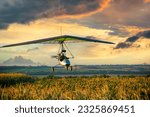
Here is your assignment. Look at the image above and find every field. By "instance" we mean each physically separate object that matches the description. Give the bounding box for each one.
[0,73,150,100]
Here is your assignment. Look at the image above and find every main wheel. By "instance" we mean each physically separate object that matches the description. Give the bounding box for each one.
[66,66,69,70]
[51,67,55,72]
[70,66,73,71]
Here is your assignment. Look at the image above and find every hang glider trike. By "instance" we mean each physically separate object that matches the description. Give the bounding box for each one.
[0,35,115,71]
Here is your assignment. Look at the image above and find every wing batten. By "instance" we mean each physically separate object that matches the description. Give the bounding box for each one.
[0,35,115,48]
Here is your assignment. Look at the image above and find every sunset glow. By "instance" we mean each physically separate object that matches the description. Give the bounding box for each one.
[0,0,150,65]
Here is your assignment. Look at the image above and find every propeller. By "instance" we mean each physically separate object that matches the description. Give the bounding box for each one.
[51,55,58,59]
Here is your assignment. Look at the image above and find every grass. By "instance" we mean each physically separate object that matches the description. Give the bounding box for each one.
[0,73,150,100]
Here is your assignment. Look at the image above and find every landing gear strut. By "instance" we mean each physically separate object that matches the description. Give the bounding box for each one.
[51,66,73,72]
[52,67,55,72]
[70,66,73,71]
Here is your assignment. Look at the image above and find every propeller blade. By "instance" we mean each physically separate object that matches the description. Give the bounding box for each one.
[51,55,58,58]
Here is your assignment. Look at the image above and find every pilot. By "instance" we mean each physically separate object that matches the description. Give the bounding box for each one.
[59,52,65,61]
[59,50,69,61]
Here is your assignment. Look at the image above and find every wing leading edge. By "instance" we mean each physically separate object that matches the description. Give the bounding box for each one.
[0,35,115,48]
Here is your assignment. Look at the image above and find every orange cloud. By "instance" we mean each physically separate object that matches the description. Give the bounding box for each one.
[57,0,112,19]
[144,0,150,3]
[0,0,112,29]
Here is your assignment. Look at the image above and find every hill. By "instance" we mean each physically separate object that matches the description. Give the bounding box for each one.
[0,56,38,66]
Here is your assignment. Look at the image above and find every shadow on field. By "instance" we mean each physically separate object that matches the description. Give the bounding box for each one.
[0,75,35,88]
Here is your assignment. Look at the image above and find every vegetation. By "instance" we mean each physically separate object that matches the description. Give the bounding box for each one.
[0,73,150,100]
[0,65,150,76]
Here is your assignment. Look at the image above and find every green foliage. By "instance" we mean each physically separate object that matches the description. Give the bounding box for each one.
[0,73,150,100]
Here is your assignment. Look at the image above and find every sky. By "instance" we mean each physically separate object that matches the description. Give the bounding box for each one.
[0,0,150,65]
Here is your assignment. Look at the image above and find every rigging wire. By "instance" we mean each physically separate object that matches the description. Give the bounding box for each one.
[64,42,74,59]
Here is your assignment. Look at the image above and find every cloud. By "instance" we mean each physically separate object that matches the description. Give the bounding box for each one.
[115,30,150,49]
[0,0,111,29]
[115,42,132,49]
[27,47,39,52]
[144,0,150,3]
[58,0,111,18]
[1,56,38,66]
[57,0,150,38]
[99,0,150,28]
[126,36,140,43]
[1,0,149,40]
